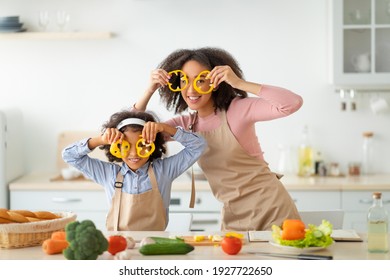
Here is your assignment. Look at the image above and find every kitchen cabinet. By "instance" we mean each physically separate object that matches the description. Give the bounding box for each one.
[10,190,109,230]
[332,0,390,89]
[0,32,113,40]
[341,190,390,232]
[289,190,341,210]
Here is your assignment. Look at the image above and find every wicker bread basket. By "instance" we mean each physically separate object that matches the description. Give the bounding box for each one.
[0,212,77,249]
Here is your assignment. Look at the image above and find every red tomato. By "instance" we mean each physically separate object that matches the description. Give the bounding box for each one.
[221,236,242,255]
[108,235,127,255]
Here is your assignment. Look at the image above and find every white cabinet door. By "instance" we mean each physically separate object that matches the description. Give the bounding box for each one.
[289,191,341,211]
[332,0,390,88]
[342,190,390,232]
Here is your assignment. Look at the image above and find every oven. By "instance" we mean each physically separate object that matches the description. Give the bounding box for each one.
[170,191,222,231]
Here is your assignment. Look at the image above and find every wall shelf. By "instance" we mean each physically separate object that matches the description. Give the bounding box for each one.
[0,31,113,40]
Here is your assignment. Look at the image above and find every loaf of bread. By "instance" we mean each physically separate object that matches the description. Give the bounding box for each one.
[0,208,60,224]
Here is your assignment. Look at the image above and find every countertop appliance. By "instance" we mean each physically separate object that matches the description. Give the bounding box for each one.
[0,107,24,208]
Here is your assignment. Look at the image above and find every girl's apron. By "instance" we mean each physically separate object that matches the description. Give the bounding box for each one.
[197,111,300,231]
[106,164,167,231]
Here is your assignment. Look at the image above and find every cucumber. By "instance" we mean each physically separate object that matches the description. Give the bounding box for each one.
[149,236,185,244]
[139,243,194,255]
[140,236,185,247]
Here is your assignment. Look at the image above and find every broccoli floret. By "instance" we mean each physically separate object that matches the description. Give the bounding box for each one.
[63,220,108,260]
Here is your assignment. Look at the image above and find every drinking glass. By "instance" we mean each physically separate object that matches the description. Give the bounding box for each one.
[38,11,50,31]
[56,10,70,31]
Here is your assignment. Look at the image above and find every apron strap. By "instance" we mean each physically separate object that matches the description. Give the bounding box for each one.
[189,166,195,208]
[188,112,198,209]
[112,171,124,231]
[147,164,158,190]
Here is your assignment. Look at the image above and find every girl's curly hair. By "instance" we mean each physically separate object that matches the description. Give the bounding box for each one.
[157,47,248,114]
[100,110,166,163]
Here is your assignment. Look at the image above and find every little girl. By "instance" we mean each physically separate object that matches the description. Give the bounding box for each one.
[62,110,206,231]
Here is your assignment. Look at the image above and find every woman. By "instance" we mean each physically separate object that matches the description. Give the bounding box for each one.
[133,47,303,231]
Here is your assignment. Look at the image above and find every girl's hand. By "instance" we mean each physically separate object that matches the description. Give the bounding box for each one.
[142,122,162,143]
[146,69,171,95]
[208,65,242,89]
[142,122,177,143]
[102,128,123,145]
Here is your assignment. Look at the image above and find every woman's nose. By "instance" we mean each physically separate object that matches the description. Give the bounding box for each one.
[186,81,197,94]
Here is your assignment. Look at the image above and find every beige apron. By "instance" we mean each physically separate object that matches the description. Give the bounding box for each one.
[196,111,300,231]
[106,164,167,231]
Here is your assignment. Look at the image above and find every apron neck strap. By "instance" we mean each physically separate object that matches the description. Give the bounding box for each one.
[147,163,158,190]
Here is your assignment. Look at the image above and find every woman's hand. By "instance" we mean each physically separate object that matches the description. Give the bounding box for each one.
[146,69,171,95]
[135,69,171,111]
[208,65,262,94]
[208,65,242,89]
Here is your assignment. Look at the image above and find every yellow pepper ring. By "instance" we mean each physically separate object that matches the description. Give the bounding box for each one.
[167,70,188,92]
[136,137,155,158]
[109,140,130,159]
[193,70,214,95]
[120,140,130,158]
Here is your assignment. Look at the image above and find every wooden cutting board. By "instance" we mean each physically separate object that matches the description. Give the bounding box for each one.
[181,236,245,246]
[181,236,222,246]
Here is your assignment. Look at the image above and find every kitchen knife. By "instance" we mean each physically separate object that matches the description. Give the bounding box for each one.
[247,252,333,260]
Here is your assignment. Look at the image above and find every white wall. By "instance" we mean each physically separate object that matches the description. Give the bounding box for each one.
[1,0,389,175]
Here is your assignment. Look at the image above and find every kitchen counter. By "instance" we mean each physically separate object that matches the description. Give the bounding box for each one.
[8,172,390,192]
[0,231,388,260]
[8,172,211,191]
[280,173,390,191]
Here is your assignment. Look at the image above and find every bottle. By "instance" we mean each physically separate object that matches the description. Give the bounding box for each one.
[314,151,324,176]
[361,131,374,175]
[367,192,389,253]
[298,125,314,177]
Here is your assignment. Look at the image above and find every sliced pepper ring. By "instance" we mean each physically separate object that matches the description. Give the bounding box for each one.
[167,70,188,92]
[136,137,155,158]
[193,70,214,94]
[109,140,130,159]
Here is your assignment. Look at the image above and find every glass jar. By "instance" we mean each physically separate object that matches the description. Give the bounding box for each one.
[329,162,340,177]
[348,162,361,176]
[362,131,374,175]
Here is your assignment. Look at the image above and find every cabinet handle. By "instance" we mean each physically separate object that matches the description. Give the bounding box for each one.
[359,199,390,205]
[52,197,82,203]
[192,220,219,225]
[359,199,373,204]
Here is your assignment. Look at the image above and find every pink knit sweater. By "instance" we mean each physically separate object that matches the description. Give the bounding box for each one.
[165,85,303,160]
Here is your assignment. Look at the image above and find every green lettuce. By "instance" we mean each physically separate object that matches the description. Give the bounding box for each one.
[272,220,334,248]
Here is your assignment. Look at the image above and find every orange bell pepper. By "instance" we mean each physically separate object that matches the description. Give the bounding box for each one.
[281,219,306,240]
